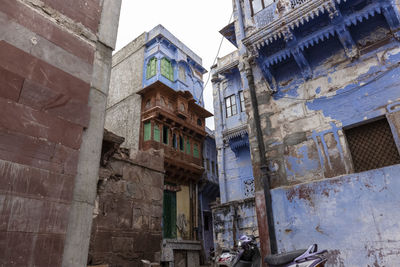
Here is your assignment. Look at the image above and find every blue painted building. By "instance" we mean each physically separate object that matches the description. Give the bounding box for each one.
[220,0,400,265]
[142,25,206,106]
[211,51,258,250]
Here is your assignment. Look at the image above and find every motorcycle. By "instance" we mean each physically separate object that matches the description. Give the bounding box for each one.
[215,234,261,267]
[264,244,327,267]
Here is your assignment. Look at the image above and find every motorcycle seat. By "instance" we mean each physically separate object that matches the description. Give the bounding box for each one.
[264,249,307,265]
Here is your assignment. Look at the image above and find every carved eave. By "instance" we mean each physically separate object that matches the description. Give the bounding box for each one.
[220,22,238,47]
[245,1,395,59]
[222,124,249,156]
[244,0,400,85]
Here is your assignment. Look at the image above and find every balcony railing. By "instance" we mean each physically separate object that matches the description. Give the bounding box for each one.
[289,0,311,9]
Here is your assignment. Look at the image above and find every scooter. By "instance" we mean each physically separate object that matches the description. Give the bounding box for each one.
[215,235,261,267]
[215,248,237,267]
[264,244,327,267]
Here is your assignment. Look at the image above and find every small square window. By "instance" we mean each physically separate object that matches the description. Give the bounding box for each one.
[345,118,400,173]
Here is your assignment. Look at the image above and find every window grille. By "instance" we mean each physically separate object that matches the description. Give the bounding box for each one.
[345,118,400,173]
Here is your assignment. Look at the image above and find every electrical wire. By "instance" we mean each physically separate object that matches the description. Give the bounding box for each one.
[200,11,234,104]
[272,63,400,102]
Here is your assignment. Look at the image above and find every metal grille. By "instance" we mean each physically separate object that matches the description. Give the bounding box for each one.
[345,118,400,173]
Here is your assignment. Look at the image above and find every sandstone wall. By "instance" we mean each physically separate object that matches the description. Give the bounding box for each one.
[89,149,164,267]
[0,1,121,266]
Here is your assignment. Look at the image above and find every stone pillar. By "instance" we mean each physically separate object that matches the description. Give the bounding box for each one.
[62,1,122,266]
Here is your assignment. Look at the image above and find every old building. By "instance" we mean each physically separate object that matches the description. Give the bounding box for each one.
[0,1,121,266]
[223,0,400,265]
[89,130,164,267]
[210,51,258,250]
[105,25,214,266]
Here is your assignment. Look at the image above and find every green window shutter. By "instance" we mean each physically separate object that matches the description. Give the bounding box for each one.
[168,61,173,81]
[154,125,160,142]
[144,122,151,141]
[161,58,173,81]
[163,190,177,238]
[146,58,157,79]
[186,139,191,154]
[193,143,199,158]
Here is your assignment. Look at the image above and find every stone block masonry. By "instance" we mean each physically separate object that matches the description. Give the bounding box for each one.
[0,0,121,266]
[89,143,164,267]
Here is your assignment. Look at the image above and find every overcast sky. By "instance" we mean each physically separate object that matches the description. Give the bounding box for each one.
[115,0,237,130]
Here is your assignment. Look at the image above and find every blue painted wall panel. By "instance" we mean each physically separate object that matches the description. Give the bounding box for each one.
[271,164,400,266]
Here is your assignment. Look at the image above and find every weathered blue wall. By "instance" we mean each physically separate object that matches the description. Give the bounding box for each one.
[272,164,400,266]
[229,0,400,263]
[212,52,255,203]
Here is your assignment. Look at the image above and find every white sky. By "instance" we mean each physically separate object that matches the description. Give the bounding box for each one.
[115,0,237,130]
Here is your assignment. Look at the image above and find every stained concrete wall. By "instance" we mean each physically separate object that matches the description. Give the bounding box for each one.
[0,0,121,266]
[105,34,146,156]
[89,149,164,267]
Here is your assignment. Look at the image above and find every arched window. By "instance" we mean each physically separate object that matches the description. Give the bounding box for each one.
[146,57,157,79]
[161,58,174,81]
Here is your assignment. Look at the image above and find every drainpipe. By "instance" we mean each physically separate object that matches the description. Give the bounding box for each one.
[244,57,277,254]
